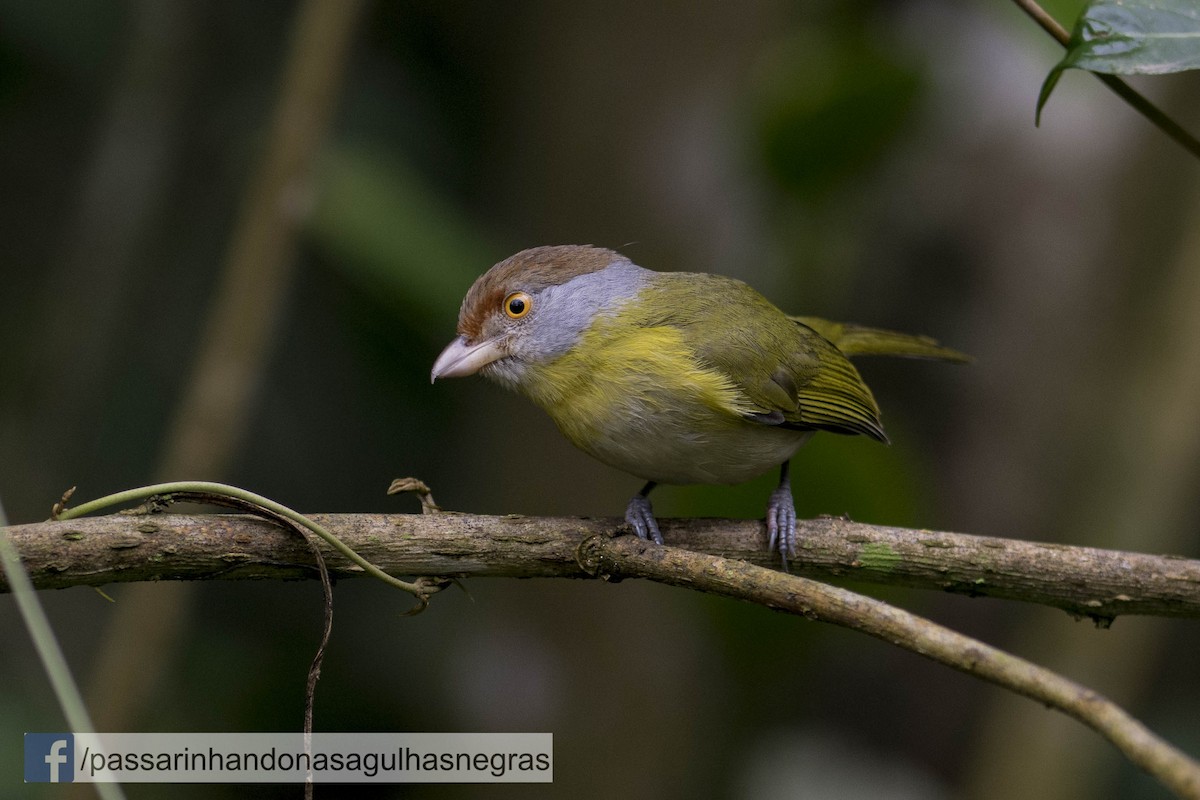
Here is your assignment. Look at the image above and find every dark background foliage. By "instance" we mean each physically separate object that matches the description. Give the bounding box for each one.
[2,1,1200,797]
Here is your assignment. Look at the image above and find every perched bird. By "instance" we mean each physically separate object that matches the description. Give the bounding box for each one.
[431,245,966,568]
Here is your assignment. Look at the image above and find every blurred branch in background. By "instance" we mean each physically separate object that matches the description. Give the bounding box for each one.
[6,0,197,503]
[4,512,1200,619]
[80,0,366,737]
[157,0,364,479]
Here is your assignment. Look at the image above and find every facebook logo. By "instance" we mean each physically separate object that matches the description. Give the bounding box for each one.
[24,733,75,783]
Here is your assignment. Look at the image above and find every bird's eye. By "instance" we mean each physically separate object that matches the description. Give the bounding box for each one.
[503,291,533,319]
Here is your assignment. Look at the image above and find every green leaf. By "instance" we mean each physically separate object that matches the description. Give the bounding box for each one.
[1037,0,1200,122]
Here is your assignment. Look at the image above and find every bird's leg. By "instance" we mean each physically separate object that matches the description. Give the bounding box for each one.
[766,460,797,571]
[625,481,663,544]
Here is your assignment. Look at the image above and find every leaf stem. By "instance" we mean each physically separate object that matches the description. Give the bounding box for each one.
[1012,0,1071,44]
[1011,0,1200,160]
[1094,73,1200,159]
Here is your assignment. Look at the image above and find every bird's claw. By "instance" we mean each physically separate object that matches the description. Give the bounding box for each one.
[766,486,797,572]
[625,494,664,545]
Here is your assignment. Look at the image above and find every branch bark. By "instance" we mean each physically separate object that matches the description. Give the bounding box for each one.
[4,513,1200,621]
[579,536,1200,799]
[6,510,1200,796]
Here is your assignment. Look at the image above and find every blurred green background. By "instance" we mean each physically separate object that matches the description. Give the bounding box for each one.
[3,0,1200,798]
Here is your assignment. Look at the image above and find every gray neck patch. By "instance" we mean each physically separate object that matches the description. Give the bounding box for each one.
[514,259,650,362]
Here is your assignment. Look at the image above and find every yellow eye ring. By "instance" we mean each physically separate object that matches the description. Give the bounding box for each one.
[503,291,533,319]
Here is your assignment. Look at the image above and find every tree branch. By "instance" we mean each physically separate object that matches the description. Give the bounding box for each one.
[4,513,1200,622]
[578,536,1200,799]
[6,510,1200,795]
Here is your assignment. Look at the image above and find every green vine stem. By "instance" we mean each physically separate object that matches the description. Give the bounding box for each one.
[55,481,435,610]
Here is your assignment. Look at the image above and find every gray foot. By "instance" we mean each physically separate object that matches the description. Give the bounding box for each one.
[625,494,663,544]
[766,485,797,571]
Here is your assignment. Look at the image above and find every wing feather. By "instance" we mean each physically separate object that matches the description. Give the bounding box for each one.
[644,275,888,442]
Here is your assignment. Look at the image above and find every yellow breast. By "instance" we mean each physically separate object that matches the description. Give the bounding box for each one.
[518,319,807,484]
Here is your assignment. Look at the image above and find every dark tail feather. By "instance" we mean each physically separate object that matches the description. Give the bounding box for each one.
[791,316,971,362]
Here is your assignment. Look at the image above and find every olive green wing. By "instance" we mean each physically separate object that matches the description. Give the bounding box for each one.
[669,278,888,442]
[781,335,887,442]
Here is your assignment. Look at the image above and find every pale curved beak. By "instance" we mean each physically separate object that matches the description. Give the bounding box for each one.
[431,335,505,382]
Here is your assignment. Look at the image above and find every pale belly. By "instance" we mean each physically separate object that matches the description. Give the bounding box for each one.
[549,392,814,485]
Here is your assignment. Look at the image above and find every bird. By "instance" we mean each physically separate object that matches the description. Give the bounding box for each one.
[431,245,967,569]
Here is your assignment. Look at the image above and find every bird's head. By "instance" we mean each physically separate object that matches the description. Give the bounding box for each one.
[430,245,649,391]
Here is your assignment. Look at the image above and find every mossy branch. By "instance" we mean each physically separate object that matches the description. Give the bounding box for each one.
[5,509,1200,795]
[4,512,1199,622]
[578,535,1200,799]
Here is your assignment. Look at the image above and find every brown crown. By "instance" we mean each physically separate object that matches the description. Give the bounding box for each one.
[458,245,623,340]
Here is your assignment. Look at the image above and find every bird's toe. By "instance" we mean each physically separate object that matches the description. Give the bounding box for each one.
[625,494,664,545]
[766,487,798,571]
